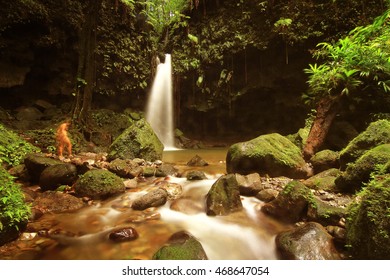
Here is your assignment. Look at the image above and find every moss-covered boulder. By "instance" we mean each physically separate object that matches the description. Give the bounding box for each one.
[310,150,339,174]
[346,175,390,259]
[339,119,390,169]
[261,180,313,223]
[335,144,390,193]
[307,197,346,226]
[303,168,342,192]
[205,174,243,216]
[276,222,341,260]
[153,231,208,260]
[74,169,125,199]
[108,119,163,162]
[226,133,310,179]
[0,167,30,246]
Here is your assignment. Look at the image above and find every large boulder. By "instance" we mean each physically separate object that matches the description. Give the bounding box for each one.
[108,119,164,162]
[205,174,243,216]
[74,169,125,199]
[152,231,208,260]
[346,175,390,259]
[339,119,390,169]
[261,180,313,223]
[335,144,390,193]
[226,133,310,179]
[276,222,341,260]
[39,163,78,191]
[310,150,339,174]
[24,153,62,183]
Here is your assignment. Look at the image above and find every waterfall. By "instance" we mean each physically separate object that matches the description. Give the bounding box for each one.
[146,54,176,150]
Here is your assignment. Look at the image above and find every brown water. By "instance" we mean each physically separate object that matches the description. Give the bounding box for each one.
[2,149,290,260]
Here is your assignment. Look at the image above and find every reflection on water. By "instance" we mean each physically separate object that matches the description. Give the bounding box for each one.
[5,149,290,260]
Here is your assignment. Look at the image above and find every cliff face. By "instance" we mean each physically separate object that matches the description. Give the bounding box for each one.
[0,0,385,141]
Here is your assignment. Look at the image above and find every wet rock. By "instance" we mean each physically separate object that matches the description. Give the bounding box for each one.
[74,169,126,199]
[107,158,142,178]
[236,173,263,196]
[109,227,138,242]
[186,170,207,180]
[8,164,30,181]
[32,191,84,214]
[39,163,78,191]
[256,189,279,202]
[310,150,339,174]
[24,153,62,183]
[153,231,208,260]
[187,155,208,166]
[326,226,346,244]
[261,180,312,223]
[206,174,243,216]
[123,178,138,189]
[108,118,163,162]
[158,182,183,200]
[276,222,341,260]
[226,133,311,179]
[131,188,168,210]
[159,164,179,176]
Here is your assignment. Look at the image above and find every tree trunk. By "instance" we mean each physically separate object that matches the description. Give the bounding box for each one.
[302,95,341,160]
[72,0,101,125]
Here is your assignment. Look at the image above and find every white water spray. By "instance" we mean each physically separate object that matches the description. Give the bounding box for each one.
[146,54,176,149]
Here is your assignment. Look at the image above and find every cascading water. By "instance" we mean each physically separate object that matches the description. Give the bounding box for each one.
[146,54,176,150]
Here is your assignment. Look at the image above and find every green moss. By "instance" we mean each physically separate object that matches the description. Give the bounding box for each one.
[339,120,390,169]
[346,174,390,259]
[0,124,40,167]
[0,166,30,245]
[74,169,125,199]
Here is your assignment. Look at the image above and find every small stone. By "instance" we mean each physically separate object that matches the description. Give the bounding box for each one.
[109,227,139,242]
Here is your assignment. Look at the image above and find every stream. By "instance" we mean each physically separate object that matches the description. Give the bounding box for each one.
[2,149,291,260]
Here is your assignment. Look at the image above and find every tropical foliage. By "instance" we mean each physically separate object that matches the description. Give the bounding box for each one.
[303,8,390,106]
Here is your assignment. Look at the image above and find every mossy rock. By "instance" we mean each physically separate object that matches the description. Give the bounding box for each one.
[261,180,313,223]
[339,119,390,169]
[24,153,62,183]
[346,174,390,259]
[307,197,346,226]
[303,168,342,192]
[286,127,309,149]
[108,118,163,162]
[226,133,310,179]
[335,144,390,193]
[152,231,208,260]
[310,150,339,174]
[205,174,243,216]
[74,169,125,199]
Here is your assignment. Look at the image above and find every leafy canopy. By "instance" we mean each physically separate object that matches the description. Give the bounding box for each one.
[303,8,390,105]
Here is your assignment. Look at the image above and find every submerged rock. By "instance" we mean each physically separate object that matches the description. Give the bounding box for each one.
[74,169,125,199]
[152,231,208,260]
[205,174,243,216]
[32,191,84,213]
[275,222,341,260]
[226,133,310,179]
[108,118,163,162]
[187,155,208,167]
[109,227,138,242]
